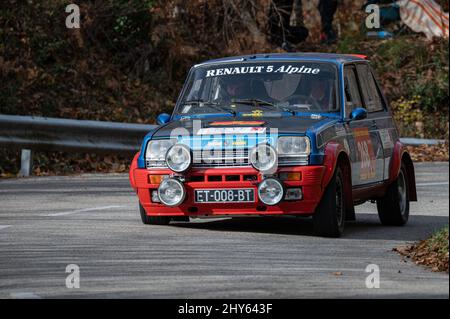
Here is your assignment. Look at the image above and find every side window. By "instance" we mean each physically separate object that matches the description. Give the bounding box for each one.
[356,64,384,112]
[344,66,363,118]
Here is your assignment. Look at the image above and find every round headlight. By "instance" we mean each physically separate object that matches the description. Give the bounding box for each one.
[249,144,278,174]
[157,178,186,207]
[165,144,192,173]
[258,178,284,206]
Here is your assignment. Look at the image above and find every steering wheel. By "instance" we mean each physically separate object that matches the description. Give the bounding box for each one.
[285,94,323,111]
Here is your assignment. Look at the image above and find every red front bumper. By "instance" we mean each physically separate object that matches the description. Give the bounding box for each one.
[130,164,326,217]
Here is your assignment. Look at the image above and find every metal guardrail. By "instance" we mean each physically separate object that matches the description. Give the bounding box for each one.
[0,114,156,176]
[398,137,446,146]
[0,114,445,176]
[0,114,156,152]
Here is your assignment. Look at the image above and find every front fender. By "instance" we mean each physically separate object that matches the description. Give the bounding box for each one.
[129,152,140,190]
[322,142,347,188]
[322,141,355,220]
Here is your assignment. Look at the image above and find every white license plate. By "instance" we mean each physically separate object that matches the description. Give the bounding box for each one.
[194,189,255,203]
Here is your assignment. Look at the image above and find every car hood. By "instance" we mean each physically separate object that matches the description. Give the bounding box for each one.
[152,115,337,138]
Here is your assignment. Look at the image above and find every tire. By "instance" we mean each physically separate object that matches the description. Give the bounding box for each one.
[377,163,409,226]
[139,203,171,225]
[313,166,346,238]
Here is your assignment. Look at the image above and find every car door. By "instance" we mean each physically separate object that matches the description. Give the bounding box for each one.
[343,64,384,186]
[356,63,396,181]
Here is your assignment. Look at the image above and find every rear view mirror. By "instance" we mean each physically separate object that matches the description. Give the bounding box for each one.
[156,113,171,125]
[349,108,367,121]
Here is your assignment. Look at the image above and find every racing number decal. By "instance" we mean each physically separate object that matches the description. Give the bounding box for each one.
[353,127,376,180]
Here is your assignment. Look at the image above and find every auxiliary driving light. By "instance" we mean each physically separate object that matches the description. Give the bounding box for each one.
[157,178,186,207]
[151,190,161,203]
[258,178,284,206]
[285,188,302,201]
[249,144,278,174]
[165,144,192,173]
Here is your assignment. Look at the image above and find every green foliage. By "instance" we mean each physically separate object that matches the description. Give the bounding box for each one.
[100,0,154,54]
[335,35,449,138]
[428,227,449,256]
[391,95,423,135]
[410,52,449,114]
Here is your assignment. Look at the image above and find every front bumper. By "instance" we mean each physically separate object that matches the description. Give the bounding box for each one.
[131,166,326,217]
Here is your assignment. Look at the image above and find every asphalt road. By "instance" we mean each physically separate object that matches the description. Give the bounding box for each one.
[0,162,448,299]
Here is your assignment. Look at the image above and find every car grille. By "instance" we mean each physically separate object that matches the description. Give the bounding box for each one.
[192,149,250,168]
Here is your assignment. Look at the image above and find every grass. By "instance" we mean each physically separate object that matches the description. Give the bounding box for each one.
[395,226,449,272]
[427,227,449,257]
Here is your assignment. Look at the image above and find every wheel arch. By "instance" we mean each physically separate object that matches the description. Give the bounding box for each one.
[390,141,417,202]
[401,152,417,202]
[322,142,355,220]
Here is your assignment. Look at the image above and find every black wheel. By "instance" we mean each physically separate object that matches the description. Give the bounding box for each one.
[139,203,171,225]
[313,166,346,237]
[377,163,409,226]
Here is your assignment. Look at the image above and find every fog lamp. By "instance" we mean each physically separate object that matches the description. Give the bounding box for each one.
[258,178,284,206]
[157,178,186,207]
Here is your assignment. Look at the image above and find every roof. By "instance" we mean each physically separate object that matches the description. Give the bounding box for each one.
[196,52,367,67]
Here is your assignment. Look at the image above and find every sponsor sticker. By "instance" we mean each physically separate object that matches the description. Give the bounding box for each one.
[205,140,222,148]
[378,129,394,149]
[353,127,376,180]
[231,140,247,146]
[197,127,266,135]
[242,110,264,117]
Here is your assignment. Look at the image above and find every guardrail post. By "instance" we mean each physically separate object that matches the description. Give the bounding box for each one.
[19,149,33,177]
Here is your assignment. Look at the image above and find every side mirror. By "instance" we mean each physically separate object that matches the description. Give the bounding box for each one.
[156,113,171,125]
[349,107,368,121]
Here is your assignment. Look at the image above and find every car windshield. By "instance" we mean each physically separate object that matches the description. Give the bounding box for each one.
[175,61,338,116]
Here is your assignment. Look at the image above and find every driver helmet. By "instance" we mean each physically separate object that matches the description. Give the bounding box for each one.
[221,75,248,99]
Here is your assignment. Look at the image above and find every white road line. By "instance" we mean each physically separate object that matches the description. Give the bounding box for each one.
[416,182,449,187]
[0,225,11,230]
[45,205,125,217]
[10,292,41,299]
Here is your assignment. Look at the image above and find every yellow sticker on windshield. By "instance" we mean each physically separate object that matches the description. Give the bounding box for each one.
[242,110,264,117]
[210,121,265,126]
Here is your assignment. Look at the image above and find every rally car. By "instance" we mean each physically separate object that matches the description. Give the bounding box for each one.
[129,53,417,237]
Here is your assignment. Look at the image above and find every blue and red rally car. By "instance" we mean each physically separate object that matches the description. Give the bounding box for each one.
[129,53,417,237]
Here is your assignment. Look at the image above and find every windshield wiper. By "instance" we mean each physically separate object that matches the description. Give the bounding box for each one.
[182,99,236,116]
[183,99,219,105]
[232,98,279,111]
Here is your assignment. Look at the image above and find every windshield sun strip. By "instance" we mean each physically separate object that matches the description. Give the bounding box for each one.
[175,61,339,115]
